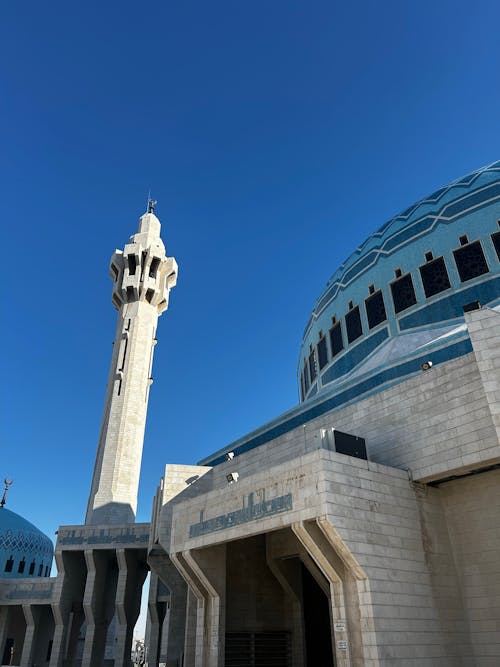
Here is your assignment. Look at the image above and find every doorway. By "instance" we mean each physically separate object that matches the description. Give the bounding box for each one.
[301,564,334,667]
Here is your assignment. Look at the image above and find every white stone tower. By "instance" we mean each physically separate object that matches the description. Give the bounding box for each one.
[86,203,178,525]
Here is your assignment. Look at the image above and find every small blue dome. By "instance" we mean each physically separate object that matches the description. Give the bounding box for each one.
[0,507,54,579]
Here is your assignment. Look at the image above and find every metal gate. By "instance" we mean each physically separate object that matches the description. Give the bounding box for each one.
[225,631,291,667]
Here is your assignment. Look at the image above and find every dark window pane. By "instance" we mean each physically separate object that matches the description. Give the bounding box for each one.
[391,274,417,313]
[419,256,451,298]
[303,362,310,393]
[18,559,25,574]
[300,372,305,401]
[317,336,328,370]
[329,322,344,357]
[4,556,14,573]
[309,350,317,382]
[345,306,363,343]
[365,291,387,329]
[453,241,489,282]
[491,231,500,261]
[29,561,35,575]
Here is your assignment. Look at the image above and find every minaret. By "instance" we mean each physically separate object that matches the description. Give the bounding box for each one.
[85,202,178,525]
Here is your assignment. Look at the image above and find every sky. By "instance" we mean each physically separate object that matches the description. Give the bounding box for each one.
[2,0,500,543]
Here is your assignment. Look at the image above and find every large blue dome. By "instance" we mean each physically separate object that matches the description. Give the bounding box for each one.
[0,507,54,579]
[299,161,500,405]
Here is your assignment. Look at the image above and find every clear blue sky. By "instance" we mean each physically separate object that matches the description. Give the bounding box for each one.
[2,0,500,539]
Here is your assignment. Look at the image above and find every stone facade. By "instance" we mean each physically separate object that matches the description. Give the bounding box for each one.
[147,306,500,666]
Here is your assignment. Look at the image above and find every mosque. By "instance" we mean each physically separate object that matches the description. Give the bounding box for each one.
[1,161,500,666]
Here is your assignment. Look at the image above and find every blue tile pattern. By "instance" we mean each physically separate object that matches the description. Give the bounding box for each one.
[299,162,500,404]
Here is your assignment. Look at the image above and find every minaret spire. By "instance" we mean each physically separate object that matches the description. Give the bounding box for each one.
[85,207,178,525]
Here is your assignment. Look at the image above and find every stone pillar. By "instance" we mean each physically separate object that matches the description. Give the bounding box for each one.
[20,605,38,667]
[81,550,117,667]
[184,545,226,667]
[146,575,163,667]
[50,550,87,667]
[114,549,148,667]
[86,210,177,526]
[148,552,187,666]
[170,552,206,667]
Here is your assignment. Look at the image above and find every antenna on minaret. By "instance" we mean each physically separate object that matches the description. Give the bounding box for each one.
[0,478,13,508]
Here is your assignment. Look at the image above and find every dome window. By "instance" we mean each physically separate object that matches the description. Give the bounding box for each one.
[453,241,489,282]
[303,361,310,393]
[317,335,328,370]
[300,372,305,401]
[419,257,451,298]
[365,290,387,329]
[38,562,43,576]
[491,230,500,261]
[18,558,26,574]
[345,306,363,343]
[308,349,317,383]
[329,321,344,358]
[29,560,35,575]
[4,555,14,573]
[390,273,417,313]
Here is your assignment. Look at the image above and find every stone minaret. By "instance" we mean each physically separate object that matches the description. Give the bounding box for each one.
[85,204,178,525]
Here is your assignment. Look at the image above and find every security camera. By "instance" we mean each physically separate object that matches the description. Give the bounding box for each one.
[226,451,235,461]
[421,360,433,371]
[226,472,239,483]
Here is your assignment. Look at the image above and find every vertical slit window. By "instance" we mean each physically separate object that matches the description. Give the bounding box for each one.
[329,321,344,357]
[18,558,25,574]
[453,241,489,282]
[119,337,128,371]
[345,306,362,343]
[308,350,317,383]
[4,556,14,573]
[140,251,147,281]
[491,231,500,261]
[390,273,417,313]
[127,254,137,275]
[146,288,155,304]
[317,336,328,370]
[38,563,43,577]
[117,379,122,396]
[29,561,35,575]
[126,286,135,303]
[419,256,451,297]
[149,257,160,278]
[365,291,387,329]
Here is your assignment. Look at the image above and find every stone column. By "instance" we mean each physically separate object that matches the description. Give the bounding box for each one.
[184,545,226,667]
[114,549,148,667]
[81,550,117,667]
[148,552,187,666]
[20,605,38,667]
